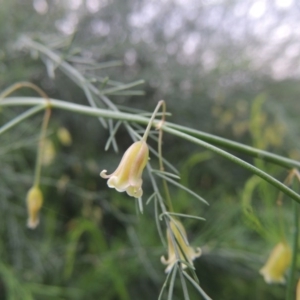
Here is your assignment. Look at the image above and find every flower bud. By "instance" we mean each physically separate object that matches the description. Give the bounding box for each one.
[57,127,72,146]
[26,186,43,229]
[41,138,55,166]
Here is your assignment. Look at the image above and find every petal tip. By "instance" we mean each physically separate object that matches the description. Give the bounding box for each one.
[27,218,39,229]
[195,247,202,257]
[160,255,167,264]
[100,170,109,178]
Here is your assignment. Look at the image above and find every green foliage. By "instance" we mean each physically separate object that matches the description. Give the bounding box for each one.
[1,0,300,299]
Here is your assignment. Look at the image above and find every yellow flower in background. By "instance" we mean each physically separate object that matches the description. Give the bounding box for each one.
[296,278,300,300]
[26,186,43,229]
[260,242,292,284]
[57,127,72,146]
[41,138,55,166]
[56,174,70,194]
[161,219,201,273]
[100,140,149,198]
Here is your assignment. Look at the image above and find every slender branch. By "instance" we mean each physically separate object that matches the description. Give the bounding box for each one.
[0,82,50,101]
[33,107,51,186]
[2,96,300,169]
[156,101,174,212]
[0,105,45,136]
[2,97,300,204]
[142,100,164,142]
[0,82,52,187]
[162,127,300,205]
[166,122,300,169]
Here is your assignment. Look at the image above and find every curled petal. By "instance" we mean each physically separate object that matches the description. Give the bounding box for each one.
[194,247,202,257]
[161,255,176,273]
[100,170,110,179]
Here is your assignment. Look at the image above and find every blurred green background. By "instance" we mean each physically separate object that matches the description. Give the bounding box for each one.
[1,0,300,299]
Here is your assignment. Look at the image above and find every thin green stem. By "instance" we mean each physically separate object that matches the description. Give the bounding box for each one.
[141,100,164,142]
[167,122,300,169]
[0,83,52,188]
[276,191,287,243]
[183,272,212,300]
[167,263,178,300]
[33,107,51,187]
[0,105,45,136]
[2,98,300,204]
[276,171,296,244]
[0,82,50,102]
[101,79,144,95]
[154,172,208,205]
[157,265,173,300]
[286,176,299,300]
[159,212,206,222]
[2,96,300,169]
[161,126,300,204]
[157,101,174,212]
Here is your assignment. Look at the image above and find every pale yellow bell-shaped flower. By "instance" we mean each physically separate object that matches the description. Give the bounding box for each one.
[161,219,201,273]
[26,186,43,229]
[296,279,300,300]
[57,127,72,146]
[260,242,292,284]
[296,278,300,300]
[100,140,149,198]
[41,138,55,166]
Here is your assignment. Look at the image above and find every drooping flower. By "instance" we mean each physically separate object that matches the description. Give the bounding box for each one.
[41,138,55,166]
[296,278,300,300]
[57,127,72,146]
[26,186,43,229]
[260,242,292,284]
[100,140,149,198]
[161,219,201,273]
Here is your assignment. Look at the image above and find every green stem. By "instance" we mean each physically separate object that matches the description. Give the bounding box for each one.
[0,82,51,103]
[33,107,51,187]
[2,98,300,204]
[0,82,52,187]
[142,100,164,142]
[157,101,174,212]
[167,122,300,169]
[2,97,300,169]
[0,105,45,136]
[101,79,145,95]
[277,192,287,244]
[286,178,299,300]
[162,126,300,205]
[18,37,300,169]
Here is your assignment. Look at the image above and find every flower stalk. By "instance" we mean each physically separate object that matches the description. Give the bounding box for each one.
[0,82,51,228]
[156,100,173,212]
